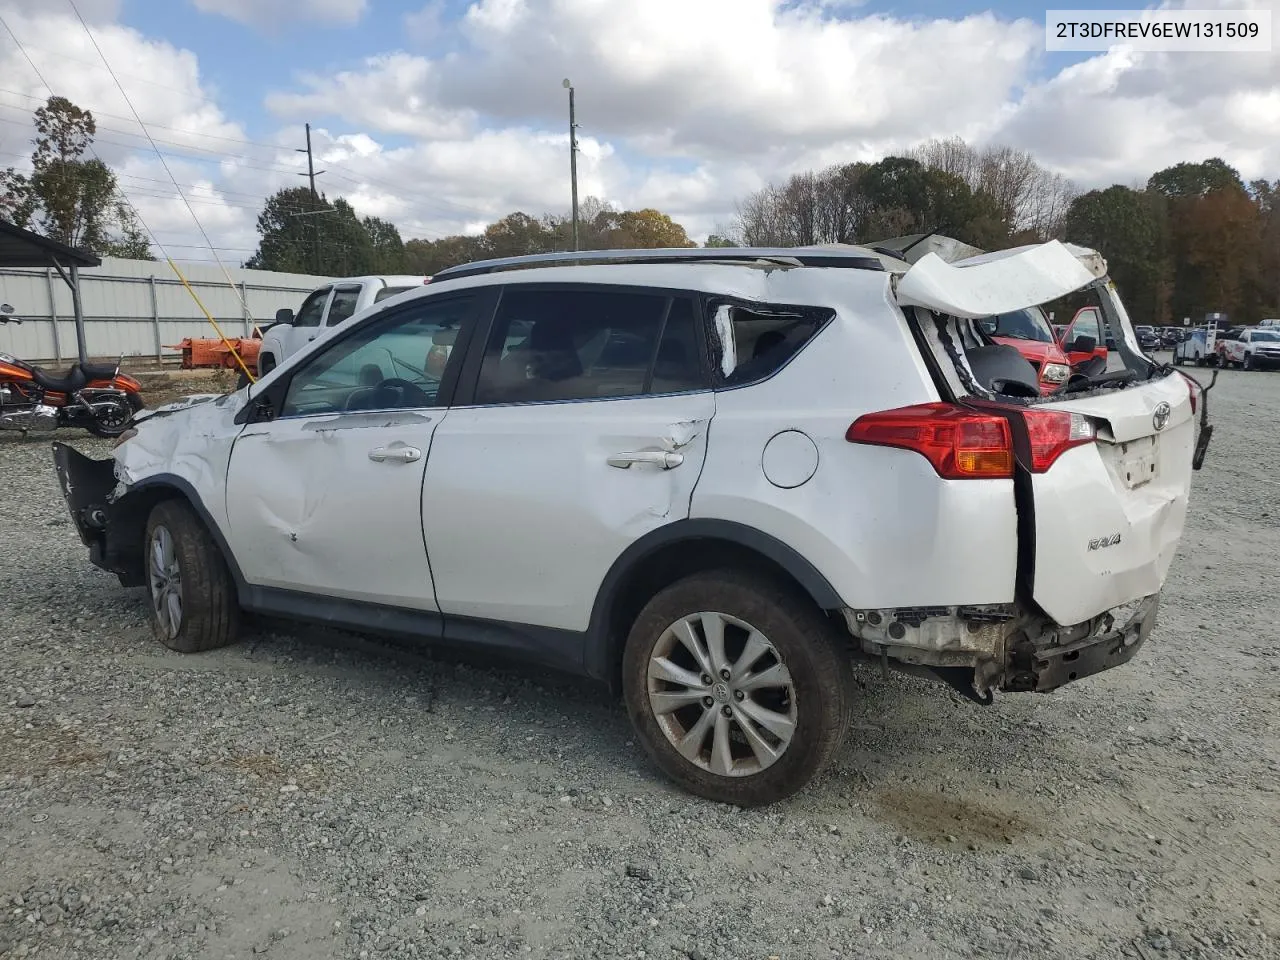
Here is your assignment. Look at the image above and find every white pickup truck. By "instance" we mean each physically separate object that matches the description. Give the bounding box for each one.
[1216,326,1280,370]
[255,275,429,378]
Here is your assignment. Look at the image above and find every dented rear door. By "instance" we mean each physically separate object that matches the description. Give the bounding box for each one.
[422,285,715,634]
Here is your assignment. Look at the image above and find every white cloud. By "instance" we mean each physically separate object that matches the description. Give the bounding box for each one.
[188,0,367,30]
[989,45,1280,188]
[5,0,1280,257]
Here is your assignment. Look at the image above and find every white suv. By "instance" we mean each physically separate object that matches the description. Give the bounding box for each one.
[52,240,1213,806]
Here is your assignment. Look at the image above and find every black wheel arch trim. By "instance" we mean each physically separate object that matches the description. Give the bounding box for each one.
[115,474,248,592]
[583,518,845,681]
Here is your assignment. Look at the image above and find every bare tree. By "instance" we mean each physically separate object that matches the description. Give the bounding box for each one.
[908,137,1077,240]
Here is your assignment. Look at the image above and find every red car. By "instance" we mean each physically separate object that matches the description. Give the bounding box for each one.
[977,306,1074,395]
[978,304,1110,394]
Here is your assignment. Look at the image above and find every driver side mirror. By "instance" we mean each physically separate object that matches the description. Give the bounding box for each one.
[1068,335,1097,354]
[274,308,295,325]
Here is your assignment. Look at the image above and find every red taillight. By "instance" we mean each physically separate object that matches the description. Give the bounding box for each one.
[1177,371,1198,414]
[848,403,1096,478]
[1022,408,1096,472]
[846,403,1015,479]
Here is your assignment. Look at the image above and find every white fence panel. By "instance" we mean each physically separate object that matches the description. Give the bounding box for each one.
[0,257,331,363]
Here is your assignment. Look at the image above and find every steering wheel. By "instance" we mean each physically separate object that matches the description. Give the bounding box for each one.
[373,377,431,408]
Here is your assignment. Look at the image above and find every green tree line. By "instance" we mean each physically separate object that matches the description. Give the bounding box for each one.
[4,97,1276,325]
[735,141,1280,326]
[246,190,696,277]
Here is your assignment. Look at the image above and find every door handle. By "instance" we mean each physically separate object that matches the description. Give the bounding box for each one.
[607,450,684,470]
[369,445,422,463]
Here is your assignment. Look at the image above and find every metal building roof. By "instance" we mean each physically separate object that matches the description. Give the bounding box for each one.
[0,220,101,269]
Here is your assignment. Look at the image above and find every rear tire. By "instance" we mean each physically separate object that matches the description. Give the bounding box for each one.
[144,501,240,653]
[85,395,137,438]
[622,570,853,807]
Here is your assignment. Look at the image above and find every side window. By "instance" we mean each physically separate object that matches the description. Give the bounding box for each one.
[714,301,832,387]
[293,289,330,328]
[474,288,702,404]
[1072,308,1102,344]
[280,295,474,417]
[325,286,362,326]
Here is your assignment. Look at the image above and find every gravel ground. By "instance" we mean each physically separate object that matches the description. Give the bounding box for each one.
[2,362,1277,960]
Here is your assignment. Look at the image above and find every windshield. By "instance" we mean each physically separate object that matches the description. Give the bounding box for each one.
[977,307,1054,343]
[1253,330,1280,342]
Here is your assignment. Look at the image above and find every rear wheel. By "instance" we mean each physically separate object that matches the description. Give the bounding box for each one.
[144,501,240,653]
[622,570,853,807]
[1243,353,1256,371]
[85,395,136,438]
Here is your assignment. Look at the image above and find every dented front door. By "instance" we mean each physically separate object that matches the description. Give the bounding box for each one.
[221,291,484,611]
[225,409,442,610]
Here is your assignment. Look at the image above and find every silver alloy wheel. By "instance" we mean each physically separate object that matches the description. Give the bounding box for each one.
[148,524,183,639]
[646,612,797,777]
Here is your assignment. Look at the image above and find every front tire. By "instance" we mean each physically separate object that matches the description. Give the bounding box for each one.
[144,501,240,653]
[1243,354,1255,371]
[622,570,853,807]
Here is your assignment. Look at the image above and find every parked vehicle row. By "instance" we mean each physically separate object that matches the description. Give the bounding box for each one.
[1215,326,1280,369]
[52,237,1211,806]
[1173,323,1280,370]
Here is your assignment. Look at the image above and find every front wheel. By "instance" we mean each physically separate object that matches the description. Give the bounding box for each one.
[622,570,853,807]
[144,500,240,653]
[1243,354,1255,371]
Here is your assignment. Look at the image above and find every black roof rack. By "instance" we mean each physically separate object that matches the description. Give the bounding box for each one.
[429,245,888,283]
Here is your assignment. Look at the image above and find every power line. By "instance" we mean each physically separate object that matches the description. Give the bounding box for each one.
[0,85,291,153]
[65,0,253,323]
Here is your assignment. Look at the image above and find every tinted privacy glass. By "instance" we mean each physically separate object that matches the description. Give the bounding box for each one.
[475,288,705,404]
[280,296,474,417]
[715,302,832,387]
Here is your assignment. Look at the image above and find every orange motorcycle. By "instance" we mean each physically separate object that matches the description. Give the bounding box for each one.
[0,303,144,438]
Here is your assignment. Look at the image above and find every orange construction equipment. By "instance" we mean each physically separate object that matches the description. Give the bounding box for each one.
[169,335,262,372]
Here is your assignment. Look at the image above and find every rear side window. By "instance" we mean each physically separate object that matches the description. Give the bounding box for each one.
[326,286,362,325]
[710,301,833,387]
[474,287,706,404]
[375,285,417,303]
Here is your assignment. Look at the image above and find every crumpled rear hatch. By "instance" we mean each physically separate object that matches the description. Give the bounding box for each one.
[895,241,1202,627]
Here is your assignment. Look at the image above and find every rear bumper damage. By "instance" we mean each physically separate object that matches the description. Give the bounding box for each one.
[843,595,1159,702]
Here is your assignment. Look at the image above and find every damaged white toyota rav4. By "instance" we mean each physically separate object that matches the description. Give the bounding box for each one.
[53,238,1214,806]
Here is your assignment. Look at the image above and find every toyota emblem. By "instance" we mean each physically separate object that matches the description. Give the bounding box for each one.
[1152,401,1171,432]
